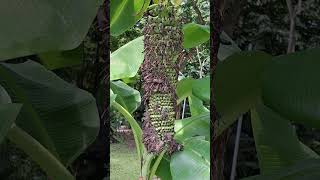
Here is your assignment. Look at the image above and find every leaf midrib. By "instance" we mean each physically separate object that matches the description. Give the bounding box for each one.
[0,64,61,161]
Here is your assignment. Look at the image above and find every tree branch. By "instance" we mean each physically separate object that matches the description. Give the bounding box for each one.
[191,0,205,24]
[212,0,225,180]
[286,0,301,53]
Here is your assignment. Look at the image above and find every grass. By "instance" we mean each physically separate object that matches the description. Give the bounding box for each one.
[110,143,140,180]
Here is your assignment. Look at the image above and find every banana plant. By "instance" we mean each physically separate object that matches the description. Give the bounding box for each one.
[110,0,210,179]
[0,0,103,179]
[215,47,320,179]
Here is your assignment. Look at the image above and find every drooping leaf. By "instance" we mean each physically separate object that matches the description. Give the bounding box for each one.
[111,80,141,114]
[0,104,22,143]
[112,102,144,163]
[176,78,193,103]
[183,137,210,161]
[192,76,210,103]
[176,77,209,104]
[242,159,320,180]
[110,0,134,36]
[0,0,102,61]
[174,112,210,142]
[262,48,320,129]
[215,51,272,137]
[110,0,150,36]
[182,23,210,49]
[38,44,83,70]
[155,156,172,180]
[110,36,144,80]
[0,61,100,165]
[188,95,209,116]
[251,103,319,175]
[149,149,166,180]
[170,139,210,180]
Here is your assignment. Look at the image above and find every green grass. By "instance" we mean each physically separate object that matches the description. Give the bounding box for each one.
[110,143,140,180]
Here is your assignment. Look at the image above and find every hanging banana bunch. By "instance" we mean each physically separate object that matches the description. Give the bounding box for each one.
[141,1,183,155]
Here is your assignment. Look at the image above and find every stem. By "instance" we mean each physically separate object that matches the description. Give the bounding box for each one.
[7,125,74,180]
[112,102,143,165]
[191,0,205,24]
[230,115,243,180]
[196,46,203,78]
[149,149,166,180]
[181,99,186,119]
[286,0,301,53]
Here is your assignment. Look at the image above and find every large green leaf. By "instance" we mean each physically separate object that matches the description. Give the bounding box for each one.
[251,103,319,175]
[38,44,83,70]
[183,137,210,161]
[0,104,22,143]
[111,80,141,114]
[170,138,210,180]
[242,159,320,180]
[110,0,150,36]
[0,0,102,61]
[188,95,209,116]
[262,48,320,129]
[182,23,210,49]
[110,36,144,80]
[215,51,272,137]
[155,156,172,180]
[174,112,210,142]
[192,77,210,103]
[0,61,100,165]
[176,77,209,104]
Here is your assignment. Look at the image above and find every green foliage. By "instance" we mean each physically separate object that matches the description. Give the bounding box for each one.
[111,81,141,114]
[174,112,210,142]
[215,51,272,136]
[0,0,102,61]
[242,159,320,180]
[182,23,210,48]
[110,36,144,80]
[38,45,84,70]
[170,137,210,180]
[0,61,100,165]
[261,48,320,129]
[0,104,21,143]
[110,1,211,179]
[110,0,150,36]
[176,77,210,104]
[215,46,320,179]
[251,103,319,174]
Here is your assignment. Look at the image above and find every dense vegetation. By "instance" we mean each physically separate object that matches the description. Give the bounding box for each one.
[0,1,106,179]
[214,0,320,179]
[110,0,210,179]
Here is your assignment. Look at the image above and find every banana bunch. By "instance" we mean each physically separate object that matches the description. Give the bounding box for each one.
[141,3,183,155]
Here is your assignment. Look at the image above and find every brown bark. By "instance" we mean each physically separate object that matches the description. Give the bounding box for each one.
[211,0,224,179]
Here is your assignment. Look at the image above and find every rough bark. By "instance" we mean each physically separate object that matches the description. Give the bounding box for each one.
[212,0,225,180]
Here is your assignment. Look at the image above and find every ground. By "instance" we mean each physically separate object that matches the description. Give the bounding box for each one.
[110,129,140,180]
